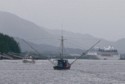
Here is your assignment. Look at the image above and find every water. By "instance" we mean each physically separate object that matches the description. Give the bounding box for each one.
[0,60,125,84]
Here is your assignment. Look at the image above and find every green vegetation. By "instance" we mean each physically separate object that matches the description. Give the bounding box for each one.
[0,33,21,54]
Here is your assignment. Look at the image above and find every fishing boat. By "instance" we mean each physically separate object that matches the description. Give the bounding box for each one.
[23,55,35,63]
[53,34,101,70]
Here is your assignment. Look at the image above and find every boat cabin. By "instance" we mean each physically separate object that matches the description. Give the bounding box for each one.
[53,59,71,70]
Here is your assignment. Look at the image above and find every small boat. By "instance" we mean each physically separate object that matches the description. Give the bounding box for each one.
[23,56,35,63]
[53,34,71,70]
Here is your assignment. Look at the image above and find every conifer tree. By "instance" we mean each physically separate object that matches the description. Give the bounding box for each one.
[0,33,21,54]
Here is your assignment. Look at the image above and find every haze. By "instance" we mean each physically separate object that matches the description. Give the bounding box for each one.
[0,0,125,41]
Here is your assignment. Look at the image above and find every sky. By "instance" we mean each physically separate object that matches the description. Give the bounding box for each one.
[0,0,125,41]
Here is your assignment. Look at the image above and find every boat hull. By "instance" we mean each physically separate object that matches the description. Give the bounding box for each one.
[53,65,71,70]
[23,59,35,63]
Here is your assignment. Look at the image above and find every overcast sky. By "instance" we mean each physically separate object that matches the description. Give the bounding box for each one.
[0,0,125,41]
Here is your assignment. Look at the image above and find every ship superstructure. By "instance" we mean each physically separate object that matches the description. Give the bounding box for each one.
[87,46,120,60]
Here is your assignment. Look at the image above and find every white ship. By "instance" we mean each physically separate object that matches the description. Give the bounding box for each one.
[87,46,120,60]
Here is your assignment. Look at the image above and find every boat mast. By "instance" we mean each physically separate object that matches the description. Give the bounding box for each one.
[60,25,64,59]
[61,35,64,59]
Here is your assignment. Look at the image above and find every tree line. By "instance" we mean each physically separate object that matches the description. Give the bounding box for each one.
[0,33,21,54]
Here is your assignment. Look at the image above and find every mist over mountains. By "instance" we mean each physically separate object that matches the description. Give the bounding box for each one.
[0,11,125,54]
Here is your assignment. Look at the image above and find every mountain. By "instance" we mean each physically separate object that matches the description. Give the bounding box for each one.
[15,38,83,55]
[0,11,54,44]
[113,39,125,53]
[0,11,125,53]
[47,29,113,49]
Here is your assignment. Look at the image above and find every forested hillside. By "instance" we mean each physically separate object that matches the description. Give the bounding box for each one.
[0,33,20,54]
